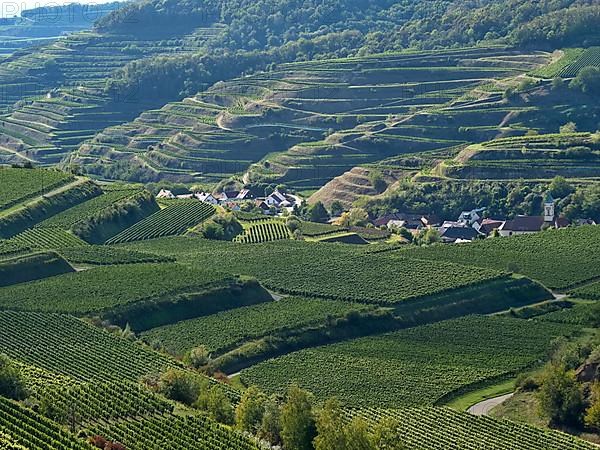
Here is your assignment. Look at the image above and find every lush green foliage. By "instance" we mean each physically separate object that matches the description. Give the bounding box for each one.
[511,6,600,48]
[106,200,215,244]
[405,225,600,290]
[0,311,175,383]
[0,263,231,313]
[350,406,596,449]
[141,297,372,355]
[37,188,142,229]
[0,168,72,210]
[124,238,505,305]
[241,316,578,407]
[0,397,92,450]
[98,0,600,53]
[88,414,259,450]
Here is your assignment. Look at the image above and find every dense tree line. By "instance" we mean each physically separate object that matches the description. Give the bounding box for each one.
[360,178,600,223]
[99,0,599,50]
[152,368,405,449]
[361,0,600,52]
[96,0,600,105]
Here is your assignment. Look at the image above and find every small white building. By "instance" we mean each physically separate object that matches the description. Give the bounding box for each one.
[265,190,288,207]
[156,189,175,199]
[195,192,219,204]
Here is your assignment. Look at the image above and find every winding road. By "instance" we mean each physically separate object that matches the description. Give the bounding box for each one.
[467,393,514,416]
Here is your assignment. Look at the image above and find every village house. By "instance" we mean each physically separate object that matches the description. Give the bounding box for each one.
[498,193,569,236]
[156,189,175,199]
[438,224,481,243]
[265,189,291,207]
[478,218,505,236]
[195,192,219,204]
[386,218,423,233]
[373,213,436,230]
[457,208,486,228]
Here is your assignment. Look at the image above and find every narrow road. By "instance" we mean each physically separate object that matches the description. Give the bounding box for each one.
[467,393,513,416]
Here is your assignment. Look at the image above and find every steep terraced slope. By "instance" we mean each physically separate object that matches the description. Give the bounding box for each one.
[71,47,547,185]
[439,132,600,180]
[0,27,222,166]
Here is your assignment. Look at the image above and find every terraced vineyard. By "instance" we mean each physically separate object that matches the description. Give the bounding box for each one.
[0,24,221,166]
[440,132,600,180]
[72,47,548,187]
[349,406,596,449]
[405,225,600,290]
[37,187,142,229]
[10,227,88,249]
[89,414,259,450]
[141,297,373,355]
[536,47,600,78]
[0,167,73,209]
[530,48,585,78]
[30,381,173,426]
[106,200,215,244]
[123,237,517,306]
[0,263,231,313]
[241,316,578,407]
[0,310,174,383]
[235,219,291,243]
[0,397,93,450]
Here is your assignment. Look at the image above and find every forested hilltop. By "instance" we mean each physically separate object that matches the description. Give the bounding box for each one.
[97,0,600,50]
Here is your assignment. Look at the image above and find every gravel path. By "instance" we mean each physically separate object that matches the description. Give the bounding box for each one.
[467,393,514,416]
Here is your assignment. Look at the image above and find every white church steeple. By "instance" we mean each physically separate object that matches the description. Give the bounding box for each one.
[544,192,555,223]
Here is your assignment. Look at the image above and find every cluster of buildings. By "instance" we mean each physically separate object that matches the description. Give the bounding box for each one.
[375,194,595,244]
[156,188,300,214]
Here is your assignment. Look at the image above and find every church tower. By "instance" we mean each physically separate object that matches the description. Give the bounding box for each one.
[544,192,555,223]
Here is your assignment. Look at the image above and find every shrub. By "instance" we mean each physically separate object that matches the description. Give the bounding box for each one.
[537,364,584,426]
[155,369,205,405]
[0,355,26,400]
[196,385,234,425]
[184,346,211,369]
[235,386,267,433]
